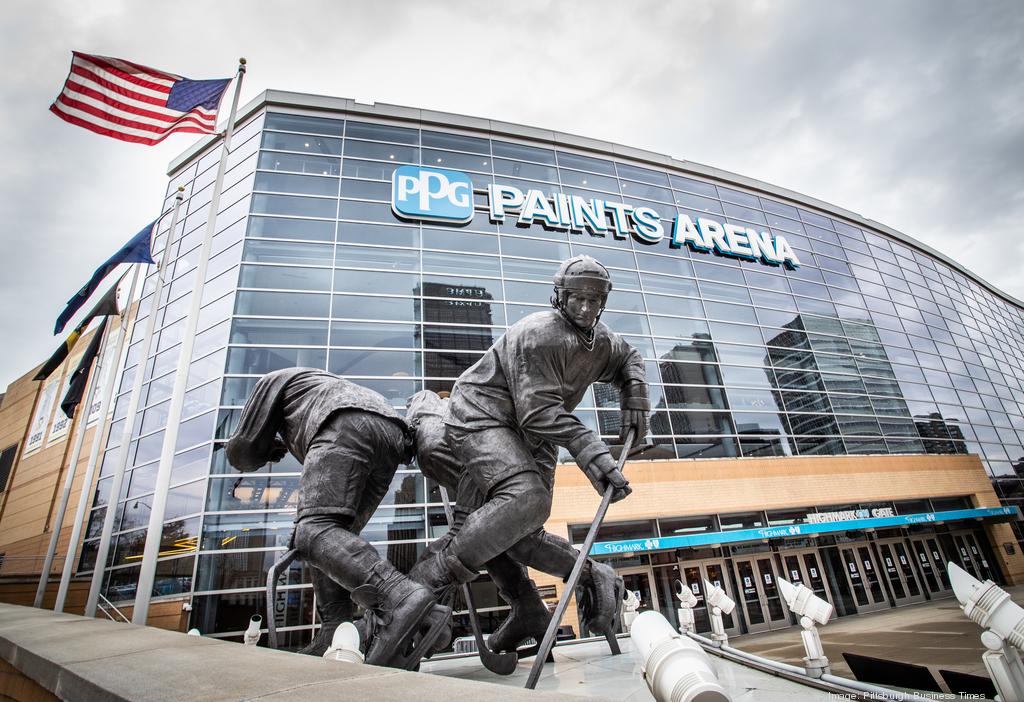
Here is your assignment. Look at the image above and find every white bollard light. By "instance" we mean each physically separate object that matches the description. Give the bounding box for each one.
[777,578,832,677]
[243,614,262,646]
[630,610,731,702]
[323,622,364,664]
[187,628,201,636]
[703,580,735,647]
[675,580,698,634]
[950,562,1024,648]
[622,589,642,631]
[777,578,832,626]
[949,562,1024,702]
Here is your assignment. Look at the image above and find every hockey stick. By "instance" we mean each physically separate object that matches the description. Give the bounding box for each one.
[266,546,299,649]
[438,485,519,675]
[524,427,636,690]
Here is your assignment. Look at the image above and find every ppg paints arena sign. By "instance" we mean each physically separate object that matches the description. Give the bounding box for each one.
[391,165,801,269]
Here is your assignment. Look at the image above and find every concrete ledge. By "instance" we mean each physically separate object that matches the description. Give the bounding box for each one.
[0,603,585,701]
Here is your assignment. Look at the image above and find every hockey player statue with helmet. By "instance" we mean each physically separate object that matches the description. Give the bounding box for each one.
[409,254,650,653]
[225,369,450,669]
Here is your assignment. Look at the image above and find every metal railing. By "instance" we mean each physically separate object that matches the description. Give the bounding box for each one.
[96,593,130,623]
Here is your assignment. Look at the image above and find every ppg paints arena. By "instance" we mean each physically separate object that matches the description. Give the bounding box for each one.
[22,90,1024,645]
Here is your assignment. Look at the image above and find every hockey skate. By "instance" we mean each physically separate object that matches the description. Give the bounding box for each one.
[487,557,551,655]
[576,558,624,653]
[351,570,452,670]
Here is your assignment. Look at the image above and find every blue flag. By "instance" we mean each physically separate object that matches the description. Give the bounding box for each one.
[54,221,155,334]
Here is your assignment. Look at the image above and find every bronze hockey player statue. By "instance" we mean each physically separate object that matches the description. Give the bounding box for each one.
[225,369,450,669]
[409,254,650,653]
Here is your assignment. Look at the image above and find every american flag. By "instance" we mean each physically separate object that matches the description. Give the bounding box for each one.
[50,52,231,145]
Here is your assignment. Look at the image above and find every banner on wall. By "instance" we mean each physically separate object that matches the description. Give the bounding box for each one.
[45,359,80,446]
[86,339,117,426]
[25,376,61,455]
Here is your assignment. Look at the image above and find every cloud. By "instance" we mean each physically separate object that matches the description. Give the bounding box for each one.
[1,0,1022,389]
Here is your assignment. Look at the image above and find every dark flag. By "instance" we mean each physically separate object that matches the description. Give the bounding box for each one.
[60,317,109,418]
[54,221,155,335]
[35,280,121,381]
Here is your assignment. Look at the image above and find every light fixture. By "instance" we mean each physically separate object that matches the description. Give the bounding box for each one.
[777,578,832,677]
[630,611,729,702]
[324,622,363,664]
[243,615,262,646]
[703,580,736,647]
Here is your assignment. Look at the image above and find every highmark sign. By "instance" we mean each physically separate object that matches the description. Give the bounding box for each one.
[589,506,1021,556]
[391,166,801,269]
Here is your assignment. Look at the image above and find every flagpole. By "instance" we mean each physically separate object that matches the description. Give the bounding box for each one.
[49,262,142,612]
[32,318,114,608]
[131,58,246,625]
[84,188,186,618]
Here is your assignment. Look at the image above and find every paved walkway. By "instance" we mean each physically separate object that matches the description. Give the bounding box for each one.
[0,603,581,702]
[424,635,837,701]
[734,586,1024,680]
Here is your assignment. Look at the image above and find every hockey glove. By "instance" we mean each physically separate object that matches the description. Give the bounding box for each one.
[582,452,631,503]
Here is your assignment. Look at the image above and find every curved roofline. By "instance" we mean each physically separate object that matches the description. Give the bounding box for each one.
[170,89,1024,310]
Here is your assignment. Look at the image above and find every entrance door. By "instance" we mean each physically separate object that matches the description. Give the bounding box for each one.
[875,539,926,605]
[779,549,834,613]
[618,567,658,633]
[910,536,953,597]
[952,532,996,581]
[732,556,789,633]
[678,559,740,637]
[839,544,889,613]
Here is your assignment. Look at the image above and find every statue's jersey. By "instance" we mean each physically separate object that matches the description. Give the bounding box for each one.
[445,310,645,467]
[227,368,406,470]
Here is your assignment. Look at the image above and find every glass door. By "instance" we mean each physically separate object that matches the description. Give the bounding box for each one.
[618,567,658,633]
[910,536,953,596]
[953,532,996,581]
[732,556,789,633]
[876,539,925,605]
[779,549,834,613]
[703,561,739,636]
[680,563,712,633]
[652,564,683,631]
[676,559,741,636]
[840,545,889,613]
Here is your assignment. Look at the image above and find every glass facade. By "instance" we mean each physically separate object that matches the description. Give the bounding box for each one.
[78,100,1024,640]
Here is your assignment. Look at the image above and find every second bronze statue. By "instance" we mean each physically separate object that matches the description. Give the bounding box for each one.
[225,368,450,669]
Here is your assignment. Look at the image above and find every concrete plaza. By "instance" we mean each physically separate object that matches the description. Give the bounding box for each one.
[735,586,1024,680]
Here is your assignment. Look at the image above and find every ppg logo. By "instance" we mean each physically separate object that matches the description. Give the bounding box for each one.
[391,166,474,223]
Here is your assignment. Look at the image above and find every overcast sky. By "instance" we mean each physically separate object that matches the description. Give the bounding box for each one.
[1,0,1022,392]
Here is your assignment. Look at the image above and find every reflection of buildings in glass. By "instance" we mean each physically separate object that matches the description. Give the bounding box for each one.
[230,479,298,511]
[593,383,620,408]
[593,383,623,436]
[658,334,725,398]
[1014,456,1024,480]
[762,318,837,437]
[385,543,420,576]
[914,412,967,454]
[657,335,736,456]
[393,473,421,505]
[415,282,494,392]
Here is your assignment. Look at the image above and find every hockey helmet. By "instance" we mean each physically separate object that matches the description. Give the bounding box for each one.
[552,255,613,296]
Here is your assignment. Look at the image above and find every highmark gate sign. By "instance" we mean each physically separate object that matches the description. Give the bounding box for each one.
[391,165,802,269]
[589,506,1021,556]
